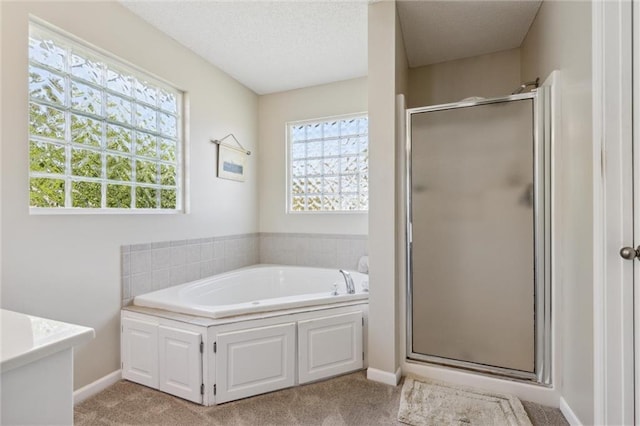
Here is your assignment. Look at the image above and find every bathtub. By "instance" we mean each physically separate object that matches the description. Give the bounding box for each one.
[133,265,369,319]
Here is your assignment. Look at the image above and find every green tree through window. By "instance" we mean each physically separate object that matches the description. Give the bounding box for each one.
[28,21,182,211]
[288,115,369,212]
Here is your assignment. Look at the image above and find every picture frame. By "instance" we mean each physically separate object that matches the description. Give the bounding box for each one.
[217,144,246,182]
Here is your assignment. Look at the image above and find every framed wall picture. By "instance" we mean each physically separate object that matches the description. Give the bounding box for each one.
[217,144,246,182]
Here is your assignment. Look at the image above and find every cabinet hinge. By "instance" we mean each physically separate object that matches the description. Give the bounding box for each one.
[213,342,217,353]
[361,318,364,327]
[214,384,217,395]
[200,341,204,353]
[200,384,204,395]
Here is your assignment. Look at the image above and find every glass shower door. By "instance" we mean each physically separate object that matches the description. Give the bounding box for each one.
[408,97,539,377]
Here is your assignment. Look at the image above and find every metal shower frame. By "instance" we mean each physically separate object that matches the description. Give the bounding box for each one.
[404,90,552,385]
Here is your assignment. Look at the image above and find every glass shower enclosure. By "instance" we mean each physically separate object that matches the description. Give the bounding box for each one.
[405,91,551,384]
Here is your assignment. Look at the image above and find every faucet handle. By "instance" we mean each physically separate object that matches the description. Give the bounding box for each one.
[331,283,339,296]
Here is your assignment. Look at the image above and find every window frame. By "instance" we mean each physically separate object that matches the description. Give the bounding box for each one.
[285,112,369,214]
[28,18,186,215]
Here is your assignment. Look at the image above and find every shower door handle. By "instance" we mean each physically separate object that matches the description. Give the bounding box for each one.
[619,246,640,260]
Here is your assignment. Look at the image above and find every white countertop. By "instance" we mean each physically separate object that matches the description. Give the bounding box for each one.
[0,309,94,373]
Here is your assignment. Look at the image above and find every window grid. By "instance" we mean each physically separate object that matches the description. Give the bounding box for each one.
[288,115,368,212]
[28,22,182,211]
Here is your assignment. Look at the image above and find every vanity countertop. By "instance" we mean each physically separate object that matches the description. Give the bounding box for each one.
[1,309,94,373]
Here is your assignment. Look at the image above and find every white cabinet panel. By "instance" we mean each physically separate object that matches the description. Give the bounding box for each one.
[216,323,295,404]
[298,311,363,384]
[122,318,158,388]
[159,326,203,404]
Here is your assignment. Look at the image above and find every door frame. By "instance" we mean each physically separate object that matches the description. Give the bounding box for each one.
[592,0,635,424]
[634,1,640,422]
[404,92,552,384]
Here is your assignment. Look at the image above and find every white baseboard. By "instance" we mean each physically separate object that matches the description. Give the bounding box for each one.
[367,367,402,386]
[559,397,582,426]
[74,370,122,405]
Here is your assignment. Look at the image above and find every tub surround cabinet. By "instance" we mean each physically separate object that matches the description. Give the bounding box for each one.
[121,303,367,405]
[121,318,159,390]
[159,326,203,402]
[216,322,296,403]
[122,318,204,403]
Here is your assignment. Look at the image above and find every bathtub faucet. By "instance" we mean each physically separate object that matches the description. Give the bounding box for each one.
[339,269,356,294]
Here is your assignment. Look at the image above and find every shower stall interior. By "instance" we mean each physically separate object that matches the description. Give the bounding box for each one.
[405,90,551,384]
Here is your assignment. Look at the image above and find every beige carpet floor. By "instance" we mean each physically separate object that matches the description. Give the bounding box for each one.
[75,372,568,426]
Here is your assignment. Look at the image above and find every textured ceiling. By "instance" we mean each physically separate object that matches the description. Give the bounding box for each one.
[120,1,369,95]
[121,1,541,95]
[397,1,542,68]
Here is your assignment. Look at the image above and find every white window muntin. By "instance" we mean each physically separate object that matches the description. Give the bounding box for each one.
[287,113,369,213]
[28,20,183,212]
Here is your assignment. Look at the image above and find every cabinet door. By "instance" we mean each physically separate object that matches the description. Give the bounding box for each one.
[158,326,203,404]
[215,323,295,404]
[122,317,158,388]
[298,311,363,384]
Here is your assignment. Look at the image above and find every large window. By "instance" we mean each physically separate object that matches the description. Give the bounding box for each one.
[28,21,183,212]
[288,114,368,212]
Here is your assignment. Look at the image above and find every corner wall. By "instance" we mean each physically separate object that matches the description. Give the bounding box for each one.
[367,0,404,382]
[407,48,521,108]
[257,77,368,235]
[520,1,593,423]
[394,5,409,379]
[0,1,258,389]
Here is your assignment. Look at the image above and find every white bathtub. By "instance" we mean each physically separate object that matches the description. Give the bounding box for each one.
[133,265,369,319]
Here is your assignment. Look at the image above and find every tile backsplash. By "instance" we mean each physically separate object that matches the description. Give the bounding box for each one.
[259,233,367,271]
[122,232,367,306]
[121,234,259,306]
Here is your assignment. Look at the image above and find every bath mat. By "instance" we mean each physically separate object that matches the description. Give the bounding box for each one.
[397,376,532,426]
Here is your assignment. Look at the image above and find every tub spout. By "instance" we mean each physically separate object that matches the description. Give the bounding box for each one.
[339,269,356,294]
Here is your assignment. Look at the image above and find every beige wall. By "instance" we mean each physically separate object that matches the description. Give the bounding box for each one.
[394,7,409,376]
[521,1,593,423]
[257,78,368,235]
[367,0,401,378]
[408,48,521,108]
[395,12,409,98]
[0,1,258,389]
